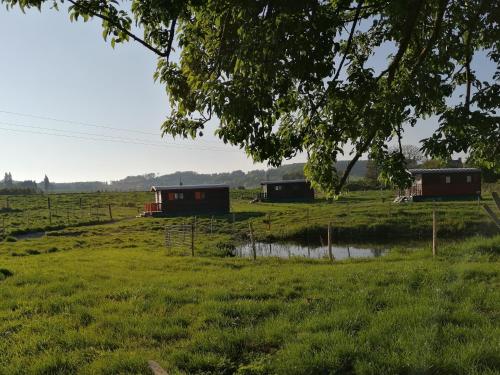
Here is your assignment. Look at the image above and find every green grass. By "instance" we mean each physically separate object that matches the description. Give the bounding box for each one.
[0,235,498,374]
[0,189,499,374]
[0,191,150,236]
[1,187,498,240]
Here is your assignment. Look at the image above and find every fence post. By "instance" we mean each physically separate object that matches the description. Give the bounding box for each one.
[327,222,334,262]
[108,204,113,221]
[47,197,52,225]
[210,216,214,234]
[267,212,273,254]
[164,226,170,252]
[432,209,437,257]
[249,222,256,261]
[79,197,82,209]
[5,196,9,209]
[306,209,310,254]
[348,201,352,254]
[191,218,196,257]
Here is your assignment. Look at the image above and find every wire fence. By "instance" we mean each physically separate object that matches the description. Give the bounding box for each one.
[162,199,494,259]
[1,192,494,260]
[0,194,141,238]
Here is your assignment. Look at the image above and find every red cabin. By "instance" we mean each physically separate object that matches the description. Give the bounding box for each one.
[144,184,230,216]
[404,168,481,201]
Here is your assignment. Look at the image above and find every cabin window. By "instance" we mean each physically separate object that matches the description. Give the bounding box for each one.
[445,176,451,184]
[168,192,184,200]
[195,191,205,200]
[467,175,472,183]
[275,185,282,191]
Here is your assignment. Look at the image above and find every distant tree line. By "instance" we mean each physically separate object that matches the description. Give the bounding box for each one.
[0,162,359,193]
[0,172,51,195]
[2,155,496,195]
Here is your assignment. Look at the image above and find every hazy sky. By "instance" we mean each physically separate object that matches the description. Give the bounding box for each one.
[0,5,494,182]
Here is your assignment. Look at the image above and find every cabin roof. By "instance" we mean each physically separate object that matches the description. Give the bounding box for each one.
[409,168,481,175]
[260,179,309,185]
[150,184,229,192]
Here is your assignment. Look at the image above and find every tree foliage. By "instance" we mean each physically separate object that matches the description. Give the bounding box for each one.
[389,144,425,168]
[3,0,499,195]
[43,175,50,192]
[3,172,13,188]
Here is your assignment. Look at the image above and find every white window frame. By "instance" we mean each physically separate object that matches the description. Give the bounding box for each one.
[275,185,282,191]
[466,175,472,183]
[445,176,451,184]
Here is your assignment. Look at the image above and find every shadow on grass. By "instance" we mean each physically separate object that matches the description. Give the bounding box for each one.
[157,212,266,222]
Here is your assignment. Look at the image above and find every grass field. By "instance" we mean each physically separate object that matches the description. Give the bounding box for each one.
[1,188,498,241]
[0,189,499,374]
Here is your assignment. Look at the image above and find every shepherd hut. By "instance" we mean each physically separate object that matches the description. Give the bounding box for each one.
[144,184,230,215]
[404,168,481,201]
[260,179,315,202]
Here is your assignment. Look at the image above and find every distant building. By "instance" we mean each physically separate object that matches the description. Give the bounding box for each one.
[260,179,314,202]
[404,168,481,201]
[144,184,230,215]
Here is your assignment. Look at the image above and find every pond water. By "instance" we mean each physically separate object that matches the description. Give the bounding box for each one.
[15,231,45,240]
[235,241,386,260]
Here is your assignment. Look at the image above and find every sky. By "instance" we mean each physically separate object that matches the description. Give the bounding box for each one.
[0,5,494,183]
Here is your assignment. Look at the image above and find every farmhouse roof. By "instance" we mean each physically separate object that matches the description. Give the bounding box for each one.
[260,179,309,185]
[408,168,481,175]
[150,184,229,192]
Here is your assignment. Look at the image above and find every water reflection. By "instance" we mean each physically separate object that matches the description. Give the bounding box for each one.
[235,241,385,259]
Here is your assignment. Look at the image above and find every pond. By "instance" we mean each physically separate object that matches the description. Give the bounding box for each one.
[235,241,386,260]
[15,231,45,240]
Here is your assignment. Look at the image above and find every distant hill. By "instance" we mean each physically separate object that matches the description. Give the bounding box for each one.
[3,160,369,193]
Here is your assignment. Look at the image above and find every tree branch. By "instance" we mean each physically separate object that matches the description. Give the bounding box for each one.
[340,3,387,12]
[308,0,365,122]
[335,129,377,194]
[378,0,425,85]
[67,0,171,58]
[306,2,370,195]
[464,31,472,112]
[165,17,177,62]
[412,0,448,72]
[333,0,364,83]
[338,0,427,193]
